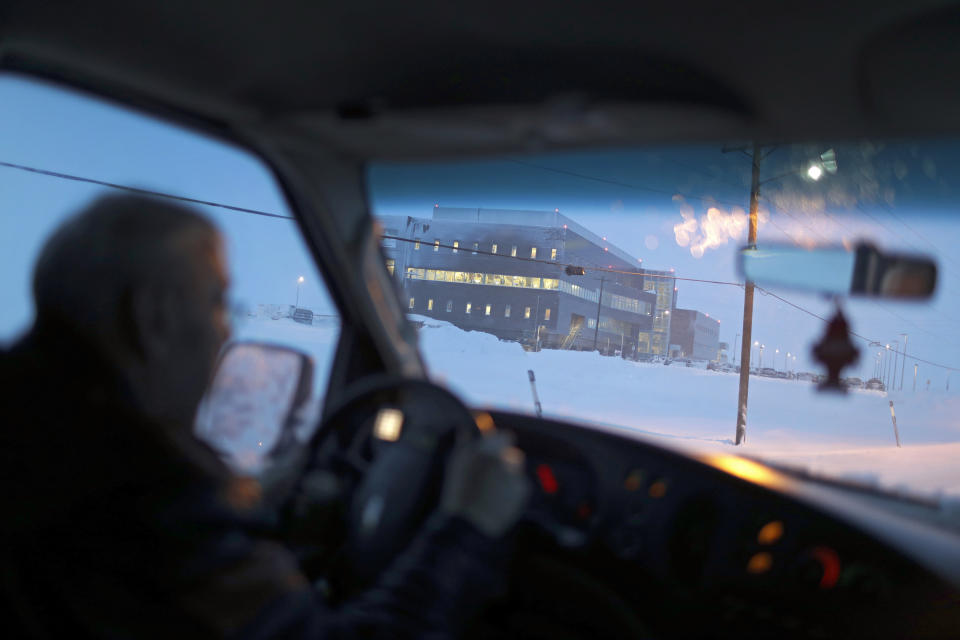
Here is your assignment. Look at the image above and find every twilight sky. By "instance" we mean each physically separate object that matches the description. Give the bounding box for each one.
[2,71,960,388]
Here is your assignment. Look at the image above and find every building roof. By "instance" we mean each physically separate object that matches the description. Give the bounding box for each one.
[434,206,641,268]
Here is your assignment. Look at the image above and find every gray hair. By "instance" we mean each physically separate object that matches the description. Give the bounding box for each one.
[33,193,218,339]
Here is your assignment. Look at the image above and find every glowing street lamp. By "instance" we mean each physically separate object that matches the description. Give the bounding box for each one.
[296,275,304,308]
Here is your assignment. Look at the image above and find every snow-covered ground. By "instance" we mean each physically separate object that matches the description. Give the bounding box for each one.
[232,314,960,498]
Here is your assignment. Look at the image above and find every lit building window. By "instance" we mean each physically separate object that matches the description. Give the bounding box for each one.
[587,318,596,329]
[511,245,517,257]
[524,307,531,319]
[530,247,537,259]
[544,308,551,321]
[434,239,440,252]
[385,258,395,275]
[446,300,453,312]
[414,238,421,250]
[485,304,492,316]
[505,304,511,318]
[466,302,472,314]
[408,297,415,309]
[427,299,434,311]
[492,243,498,254]
[551,248,557,260]
[452,241,459,254]
[472,242,478,255]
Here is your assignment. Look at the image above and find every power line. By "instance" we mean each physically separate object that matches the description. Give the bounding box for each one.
[0,160,295,220]
[3,158,957,371]
[384,236,737,286]
[756,287,960,372]
[393,235,960,371]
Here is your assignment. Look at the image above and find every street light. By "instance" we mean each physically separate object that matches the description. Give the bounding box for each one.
[296,275,304,308]
[731,144,837,445]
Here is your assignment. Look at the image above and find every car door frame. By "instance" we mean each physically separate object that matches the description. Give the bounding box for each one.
[0,55,427,415]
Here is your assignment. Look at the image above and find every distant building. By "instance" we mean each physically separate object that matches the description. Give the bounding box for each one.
[668,308,720,360]
[380,207,677,355]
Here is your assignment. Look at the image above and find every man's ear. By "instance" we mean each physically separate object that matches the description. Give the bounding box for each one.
[127,285,180,361]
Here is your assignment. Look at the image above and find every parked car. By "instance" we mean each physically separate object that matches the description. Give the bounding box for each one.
[843,377,865,389]
[866,378,886,391]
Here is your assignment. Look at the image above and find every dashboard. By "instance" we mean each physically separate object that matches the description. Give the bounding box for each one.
[481,409,960,639]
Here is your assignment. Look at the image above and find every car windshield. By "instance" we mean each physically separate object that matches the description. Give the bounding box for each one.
[368,143,960,499]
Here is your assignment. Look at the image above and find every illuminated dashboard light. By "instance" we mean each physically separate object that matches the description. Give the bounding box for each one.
[536,463,559,495]
[472,411,495,434]
[648,480,667,498]
[757,520,785,545]
[811,546,841,589]
[747,552,773,574]
[624,469,644,492]
[701,454,785,489]
[373,408,403,441]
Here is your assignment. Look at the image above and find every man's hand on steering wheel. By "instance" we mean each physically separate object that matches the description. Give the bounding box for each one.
[441,431,531,538]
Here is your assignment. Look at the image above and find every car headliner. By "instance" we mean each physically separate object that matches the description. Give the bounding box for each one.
[3,1,960,160]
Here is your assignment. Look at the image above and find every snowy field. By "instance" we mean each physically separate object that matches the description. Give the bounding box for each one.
[234,314,960,498]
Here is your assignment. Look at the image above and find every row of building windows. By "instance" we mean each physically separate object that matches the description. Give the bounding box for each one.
[406,267,560,290]
[408,297,551,321]
[404,267,647,314]
[601,291,651,315]
[410,238,558,261]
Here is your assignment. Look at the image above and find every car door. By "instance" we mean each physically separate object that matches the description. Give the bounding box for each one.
[0,72,407,472]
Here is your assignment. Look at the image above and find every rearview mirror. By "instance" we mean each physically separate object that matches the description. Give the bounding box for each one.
[738,243,937,299]
[195,342,314,474]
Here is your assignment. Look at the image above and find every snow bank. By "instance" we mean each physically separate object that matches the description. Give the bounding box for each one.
[226,314,960,496]
[411,315,960,496]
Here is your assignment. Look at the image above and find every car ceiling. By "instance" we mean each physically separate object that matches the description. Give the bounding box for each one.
[3,1,960,161]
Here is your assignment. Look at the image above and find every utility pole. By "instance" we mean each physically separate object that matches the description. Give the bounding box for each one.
[890,342,900,390]
[592,276,606,351]
[913,363,918,391]
[899,334,908,391]
[735,142,762,445]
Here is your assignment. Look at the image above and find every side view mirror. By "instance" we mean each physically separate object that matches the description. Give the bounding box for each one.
[738,242,937,299]
[194,341,314,474]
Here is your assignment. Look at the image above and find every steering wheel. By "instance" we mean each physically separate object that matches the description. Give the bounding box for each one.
[286,375,481,590]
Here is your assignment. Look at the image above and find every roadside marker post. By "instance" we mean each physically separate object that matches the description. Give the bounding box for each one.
[528,370,543,417]
[888,400,902,448]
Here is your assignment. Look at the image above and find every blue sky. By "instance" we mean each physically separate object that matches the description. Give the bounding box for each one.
[0,73,335,344]
[367,148,960,387]
[2,71,960,389]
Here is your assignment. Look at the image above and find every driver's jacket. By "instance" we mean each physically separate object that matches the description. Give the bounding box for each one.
[0,324,507,638]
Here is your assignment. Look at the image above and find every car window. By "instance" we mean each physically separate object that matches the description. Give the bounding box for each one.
[368,144,960,498]
[0,74,340,473]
